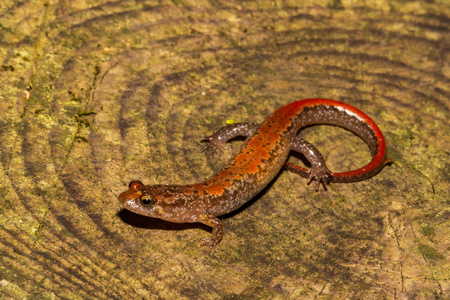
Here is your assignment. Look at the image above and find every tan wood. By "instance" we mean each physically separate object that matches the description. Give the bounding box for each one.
[0,1,448,298]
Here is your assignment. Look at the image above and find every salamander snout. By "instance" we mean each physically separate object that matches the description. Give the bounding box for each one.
[118,180,144,206]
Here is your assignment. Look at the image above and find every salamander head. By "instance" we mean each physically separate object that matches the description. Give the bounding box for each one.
[118,180,192,222]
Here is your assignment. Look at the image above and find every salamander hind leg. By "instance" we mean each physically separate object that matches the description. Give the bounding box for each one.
[201,123,259,156]
[198,213,224,247]
[287,137,332,191]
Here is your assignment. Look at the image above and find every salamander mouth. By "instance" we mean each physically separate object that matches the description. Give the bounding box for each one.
[118,192,127,206]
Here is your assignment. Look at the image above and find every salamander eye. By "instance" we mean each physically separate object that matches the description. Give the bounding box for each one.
[140,195,156,207]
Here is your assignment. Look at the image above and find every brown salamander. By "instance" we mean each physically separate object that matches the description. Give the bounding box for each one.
[119,99,388,247]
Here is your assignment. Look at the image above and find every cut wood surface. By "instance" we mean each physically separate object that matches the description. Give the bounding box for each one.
[1,0,449,299]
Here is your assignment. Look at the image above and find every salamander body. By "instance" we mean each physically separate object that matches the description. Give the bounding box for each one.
[119,99,388,246]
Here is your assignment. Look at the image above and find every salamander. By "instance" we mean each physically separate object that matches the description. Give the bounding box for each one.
[119,99,389,247]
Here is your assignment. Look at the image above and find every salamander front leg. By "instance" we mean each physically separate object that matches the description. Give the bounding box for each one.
[287,136,332,190]
[198,213,223,247]
[201,123,260,156]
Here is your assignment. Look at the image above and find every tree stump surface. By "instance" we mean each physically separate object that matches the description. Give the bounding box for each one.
[0,1,449,299]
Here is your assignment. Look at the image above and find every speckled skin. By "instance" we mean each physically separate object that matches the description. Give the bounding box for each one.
[119,99,388,247]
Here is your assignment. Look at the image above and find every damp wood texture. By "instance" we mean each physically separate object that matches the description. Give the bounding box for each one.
[0,1,449,299]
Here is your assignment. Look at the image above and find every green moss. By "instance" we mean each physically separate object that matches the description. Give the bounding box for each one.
[418,243,444,261]
[420,224,435,237]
